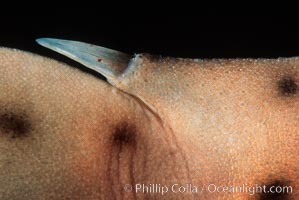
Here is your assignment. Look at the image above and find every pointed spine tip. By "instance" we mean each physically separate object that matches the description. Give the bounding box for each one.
[36,38,51,47]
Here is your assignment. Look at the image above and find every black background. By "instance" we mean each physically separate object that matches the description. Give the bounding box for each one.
[1,12,299,68]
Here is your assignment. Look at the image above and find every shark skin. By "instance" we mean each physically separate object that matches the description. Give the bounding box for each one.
[0,43,298,199]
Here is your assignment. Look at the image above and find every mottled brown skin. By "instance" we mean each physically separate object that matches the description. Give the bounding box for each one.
[0,48,298,199]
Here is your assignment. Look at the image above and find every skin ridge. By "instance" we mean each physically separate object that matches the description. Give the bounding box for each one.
[120,90,193,199]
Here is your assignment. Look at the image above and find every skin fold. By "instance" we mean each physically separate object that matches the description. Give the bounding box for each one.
[0,48,298,199]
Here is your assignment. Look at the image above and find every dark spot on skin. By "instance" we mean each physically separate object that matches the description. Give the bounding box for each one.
[259,179,292,200]
[108,122,137,199]
[112,122,136,146]
[277,76,298,96]
[0,112,31,138]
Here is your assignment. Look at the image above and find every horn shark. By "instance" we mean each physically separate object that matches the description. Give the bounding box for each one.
[0,38,297,199]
